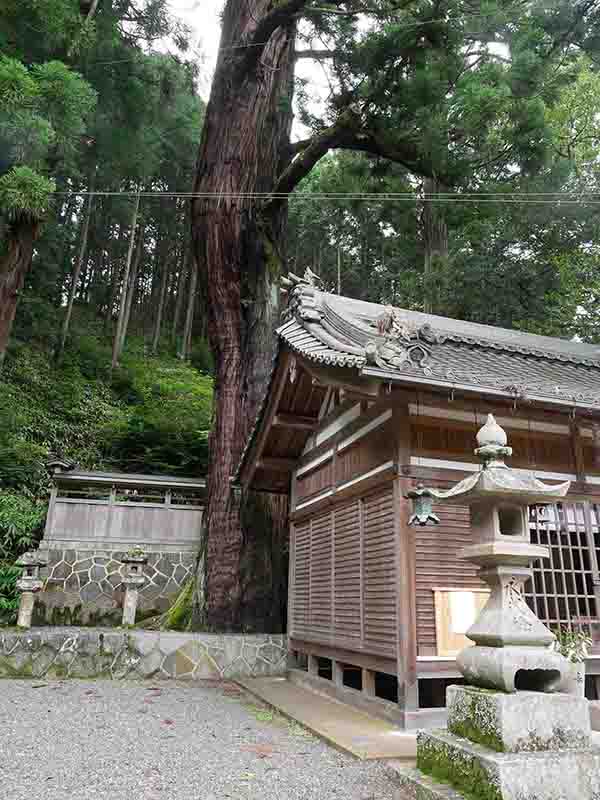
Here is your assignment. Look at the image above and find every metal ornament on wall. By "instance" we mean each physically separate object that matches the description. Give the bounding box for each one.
[406,483,441,527]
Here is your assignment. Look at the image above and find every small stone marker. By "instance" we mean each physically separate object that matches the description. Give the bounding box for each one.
[15,551,47,629]
[120,549,148,626]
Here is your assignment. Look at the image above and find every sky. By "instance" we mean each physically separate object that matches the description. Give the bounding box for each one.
[170,0,223,96]
[170,0,330,132]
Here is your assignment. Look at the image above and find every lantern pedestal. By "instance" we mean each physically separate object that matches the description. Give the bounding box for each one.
[120,552,147,627]
[15,551,47,629]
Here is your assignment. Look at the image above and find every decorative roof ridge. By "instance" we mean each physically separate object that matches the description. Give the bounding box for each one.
[436,331,600,368]
[310,288,600,369]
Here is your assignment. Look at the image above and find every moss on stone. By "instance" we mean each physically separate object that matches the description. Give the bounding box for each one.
[417,738,502,800]
[449,719,504,753]
[163,579,194,631]
[448,688,505,753]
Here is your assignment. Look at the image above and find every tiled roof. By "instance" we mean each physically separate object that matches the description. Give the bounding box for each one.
[235,282,600,484]
[278,285,600,407]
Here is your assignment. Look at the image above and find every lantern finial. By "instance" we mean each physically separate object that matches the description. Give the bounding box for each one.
[474,413,512,468]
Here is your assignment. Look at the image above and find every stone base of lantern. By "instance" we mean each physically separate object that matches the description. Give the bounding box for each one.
[446,685,590,753]
[457,645,568,694]
[395,727,600,800]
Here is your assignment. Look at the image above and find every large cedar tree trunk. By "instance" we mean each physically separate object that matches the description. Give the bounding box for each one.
[0,219,38,366]
[422,176,449,314]
[191,1,296,631]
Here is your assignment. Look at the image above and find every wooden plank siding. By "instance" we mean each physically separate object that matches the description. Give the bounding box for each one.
[290,389,600,688]
[289,487,397,663]
[411,415,575,474]
[414,497,482,656]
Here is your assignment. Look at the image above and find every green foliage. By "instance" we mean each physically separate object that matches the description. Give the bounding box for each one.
[0,491,45,625]
[0,563,21,623]
[103,345,212,475]
[0,56,38,109]
[553,626,593,663]
[162,578,195,631]
[0,166,55,222]
[32,61,97,160]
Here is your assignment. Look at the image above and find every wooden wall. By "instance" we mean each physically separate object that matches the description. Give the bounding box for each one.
[290,486,397,662]
[289,389,600,670]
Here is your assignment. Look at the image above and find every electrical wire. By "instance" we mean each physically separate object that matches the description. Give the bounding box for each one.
[53,189,600,205]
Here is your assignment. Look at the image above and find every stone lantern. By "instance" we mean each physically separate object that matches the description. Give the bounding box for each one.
[395,415,600,800]
[428,413,571,693]
[15,551,47,629]
[120,550,148,627]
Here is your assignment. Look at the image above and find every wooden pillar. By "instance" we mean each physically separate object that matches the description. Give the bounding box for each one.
[394,477,419,713]
[332,659,344,687]
[362,668,376,697]
[393,400,418,714]
[44,483,59,539]
[570,421,586,483]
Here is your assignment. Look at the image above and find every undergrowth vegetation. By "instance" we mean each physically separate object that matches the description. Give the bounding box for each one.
[0,305,213,623]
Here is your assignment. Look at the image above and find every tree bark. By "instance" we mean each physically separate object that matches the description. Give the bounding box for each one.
[118,225,144,354]
[151,247,170,355]
[179,253,197,361]
[0,219,38,367]
[111,189,140,370]
[171,245,189,346]
[57,172,96,357]
[104,223,121,331]
[422,176,449,314]
[190,0,296,630]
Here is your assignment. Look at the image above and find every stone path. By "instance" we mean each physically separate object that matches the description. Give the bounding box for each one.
[0,679,400,800]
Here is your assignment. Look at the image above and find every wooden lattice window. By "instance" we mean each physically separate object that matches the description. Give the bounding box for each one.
[524,503,598,636]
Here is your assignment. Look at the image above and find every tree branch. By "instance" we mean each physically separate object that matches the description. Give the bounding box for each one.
[235,0,313,78]
[270,110,447,206]
[295,48,335,60]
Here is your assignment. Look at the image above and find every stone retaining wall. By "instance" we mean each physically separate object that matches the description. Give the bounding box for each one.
[34,549,196,626]
[0,628,288,681]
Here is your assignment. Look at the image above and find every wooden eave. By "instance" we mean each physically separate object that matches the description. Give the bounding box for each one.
[238,349,324,492]
[238,346,385,493]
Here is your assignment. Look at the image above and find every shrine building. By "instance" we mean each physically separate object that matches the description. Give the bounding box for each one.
[236,272,600,729]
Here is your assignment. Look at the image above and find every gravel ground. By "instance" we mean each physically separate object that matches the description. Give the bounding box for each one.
[0,679,399,800]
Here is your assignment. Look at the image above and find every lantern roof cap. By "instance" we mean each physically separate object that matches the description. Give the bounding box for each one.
[426,414,570,505]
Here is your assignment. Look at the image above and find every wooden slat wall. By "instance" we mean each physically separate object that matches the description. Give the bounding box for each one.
[337,424,395,485]
[292,521,311,636]
[333,499,362,643]
[310,510,333,635]
[412,418,575,472]
[414,490,482,657]
[290,487,397,659]
[296,459,333,501]
[363,488,397,658]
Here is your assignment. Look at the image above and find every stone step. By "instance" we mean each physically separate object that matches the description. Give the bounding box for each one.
[416,728,600,800]
[387,766,467,800]
[236,675,417,761]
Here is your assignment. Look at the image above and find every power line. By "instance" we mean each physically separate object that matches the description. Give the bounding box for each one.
[55,190,600,205]
[78,6,567,65]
